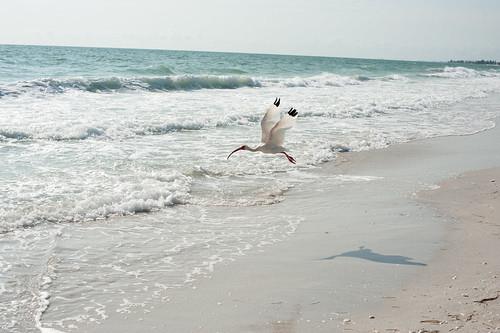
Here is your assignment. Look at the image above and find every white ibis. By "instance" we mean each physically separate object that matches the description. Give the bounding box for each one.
[227,98,298,164]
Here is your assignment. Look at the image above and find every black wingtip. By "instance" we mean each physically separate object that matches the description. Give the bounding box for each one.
[288,108,298,117]
[274,97,280,107]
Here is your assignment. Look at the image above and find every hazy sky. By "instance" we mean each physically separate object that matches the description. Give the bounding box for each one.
[1,0,499,61]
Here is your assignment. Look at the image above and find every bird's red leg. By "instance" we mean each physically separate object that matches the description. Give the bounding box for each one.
[281,152,296,164]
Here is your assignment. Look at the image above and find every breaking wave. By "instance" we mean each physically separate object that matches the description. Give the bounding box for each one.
[265,73,411,88]
[266,73,362,88]
[0,75,261,96]
[424,66,500,79]
[1,72,404,97]
[2,67,499,98]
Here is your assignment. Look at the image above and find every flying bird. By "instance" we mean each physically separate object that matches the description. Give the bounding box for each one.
[227,98,298,164]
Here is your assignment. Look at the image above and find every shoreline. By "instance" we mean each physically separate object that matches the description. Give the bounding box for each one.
[79,100,500,332]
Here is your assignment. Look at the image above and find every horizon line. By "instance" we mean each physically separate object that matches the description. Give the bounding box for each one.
[0,42,448,64]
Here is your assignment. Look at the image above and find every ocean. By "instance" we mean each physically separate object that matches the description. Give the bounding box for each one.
[1,44,500,332]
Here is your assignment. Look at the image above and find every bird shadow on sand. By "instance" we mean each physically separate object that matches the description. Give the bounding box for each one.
[322,246,426,266]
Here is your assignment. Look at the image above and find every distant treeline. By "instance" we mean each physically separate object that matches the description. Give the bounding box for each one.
[449,60,499,65]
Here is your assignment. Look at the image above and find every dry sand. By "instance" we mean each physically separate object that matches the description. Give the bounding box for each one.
[351,168,500,333]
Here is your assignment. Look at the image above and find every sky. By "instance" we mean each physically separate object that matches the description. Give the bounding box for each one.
[0,0,499,61]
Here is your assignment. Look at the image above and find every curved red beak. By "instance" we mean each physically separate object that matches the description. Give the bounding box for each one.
[227,146,245,159]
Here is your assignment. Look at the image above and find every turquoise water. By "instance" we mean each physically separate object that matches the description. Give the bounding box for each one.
[1,44,500,332]
[2,44,498,87]
[0,44,443,81]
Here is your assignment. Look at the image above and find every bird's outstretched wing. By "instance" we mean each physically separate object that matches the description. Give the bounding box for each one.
[268,108,298,147]
[260,98,281,143]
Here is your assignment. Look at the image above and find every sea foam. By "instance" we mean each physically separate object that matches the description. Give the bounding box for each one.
[0,171,191,233]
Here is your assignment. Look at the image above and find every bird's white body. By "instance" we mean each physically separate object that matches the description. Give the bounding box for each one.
[241,143,286,155]
[227,98,298,164]
[254,144,286,154]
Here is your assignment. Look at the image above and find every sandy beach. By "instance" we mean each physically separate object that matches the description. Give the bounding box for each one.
[77,100,500,333]
[351,167,500,333]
